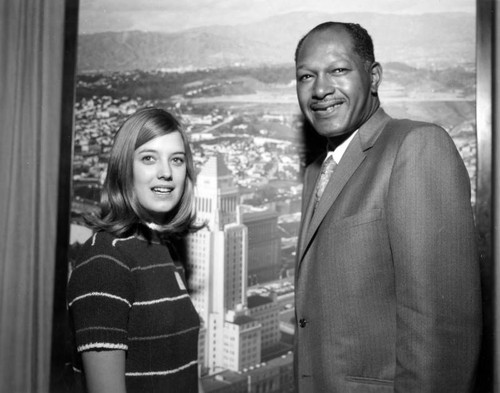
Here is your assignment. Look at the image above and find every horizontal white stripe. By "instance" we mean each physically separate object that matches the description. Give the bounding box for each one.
[131,262,174,272]
[126,360,198,377]
[68,292,132,308]
[77,342,128,352]
[129,326,198,341]
[76,326,127,335]
[75,254,131,272]
[133,293,190,306]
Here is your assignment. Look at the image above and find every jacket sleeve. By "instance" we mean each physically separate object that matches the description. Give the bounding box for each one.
[386,125,482,392]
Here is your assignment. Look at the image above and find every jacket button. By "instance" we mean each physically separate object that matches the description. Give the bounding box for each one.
[299,318,308,328]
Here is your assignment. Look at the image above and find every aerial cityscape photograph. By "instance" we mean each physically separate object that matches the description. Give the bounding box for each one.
[69,1,477,392]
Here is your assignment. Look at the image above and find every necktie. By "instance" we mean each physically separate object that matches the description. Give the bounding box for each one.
[314,154,337,210]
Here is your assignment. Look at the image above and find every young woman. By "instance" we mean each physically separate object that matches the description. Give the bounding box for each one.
[67,108,203,393]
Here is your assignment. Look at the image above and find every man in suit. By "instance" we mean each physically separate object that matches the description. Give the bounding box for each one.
[293,22,482,392]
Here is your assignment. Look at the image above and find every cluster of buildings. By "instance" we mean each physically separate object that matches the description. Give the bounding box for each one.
[184,154,297,392]
[71,96,303,392]
[71,153,298,393]
[72,95,302,200]
[71,83,477,392]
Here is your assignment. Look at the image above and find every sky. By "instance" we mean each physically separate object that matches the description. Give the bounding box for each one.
[78,0,475,34]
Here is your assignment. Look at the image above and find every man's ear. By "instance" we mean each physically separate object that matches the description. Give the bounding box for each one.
[370,62,383,94]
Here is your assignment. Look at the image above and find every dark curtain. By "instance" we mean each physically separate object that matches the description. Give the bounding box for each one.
[0,1,66,391]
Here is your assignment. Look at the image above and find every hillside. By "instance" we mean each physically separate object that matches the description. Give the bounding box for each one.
[77,11,475,72]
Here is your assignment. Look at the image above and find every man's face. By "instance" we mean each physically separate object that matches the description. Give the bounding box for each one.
[295,27,381,139]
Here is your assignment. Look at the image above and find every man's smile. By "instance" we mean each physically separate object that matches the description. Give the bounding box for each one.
[311,99,344,115]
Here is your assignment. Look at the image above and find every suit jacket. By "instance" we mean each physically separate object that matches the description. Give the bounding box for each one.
[294,108,482,392]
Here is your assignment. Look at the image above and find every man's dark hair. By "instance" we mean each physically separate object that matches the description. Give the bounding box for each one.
[295,22,375,65]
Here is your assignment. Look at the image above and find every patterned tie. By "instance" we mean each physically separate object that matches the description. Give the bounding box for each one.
[314,154,337,210]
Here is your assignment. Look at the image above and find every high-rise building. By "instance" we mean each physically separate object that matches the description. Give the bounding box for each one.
[247,294,281,352]
[188,154,261,374]
[220,310,261,372]
[240,206,281,284]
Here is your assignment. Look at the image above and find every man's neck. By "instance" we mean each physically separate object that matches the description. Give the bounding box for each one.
[327,131,356,151]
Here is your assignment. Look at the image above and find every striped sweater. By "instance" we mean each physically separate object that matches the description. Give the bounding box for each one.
[67,231,200,393]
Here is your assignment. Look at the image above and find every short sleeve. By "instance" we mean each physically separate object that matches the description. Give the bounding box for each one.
[67,232,135,352]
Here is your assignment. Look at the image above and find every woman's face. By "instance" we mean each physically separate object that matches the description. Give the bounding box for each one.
[132,131,187,224]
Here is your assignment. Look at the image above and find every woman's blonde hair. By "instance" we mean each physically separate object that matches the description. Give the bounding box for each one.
[86,107,200,237]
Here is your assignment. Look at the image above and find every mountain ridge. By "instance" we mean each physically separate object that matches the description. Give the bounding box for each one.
[77,11,475,72]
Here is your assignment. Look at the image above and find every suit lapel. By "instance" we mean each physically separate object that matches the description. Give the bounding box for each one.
[301,135,366,257]
[297,157,323,257]
[297,108,391,266]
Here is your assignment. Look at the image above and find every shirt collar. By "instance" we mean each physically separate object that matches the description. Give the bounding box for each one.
[327,130,358,164]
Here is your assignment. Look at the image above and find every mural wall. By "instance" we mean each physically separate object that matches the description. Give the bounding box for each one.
[69,1,476,390]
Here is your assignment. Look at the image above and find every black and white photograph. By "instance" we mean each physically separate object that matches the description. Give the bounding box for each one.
[0,0,497,392]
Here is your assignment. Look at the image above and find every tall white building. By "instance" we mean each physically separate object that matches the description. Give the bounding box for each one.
[188,154,261,374]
